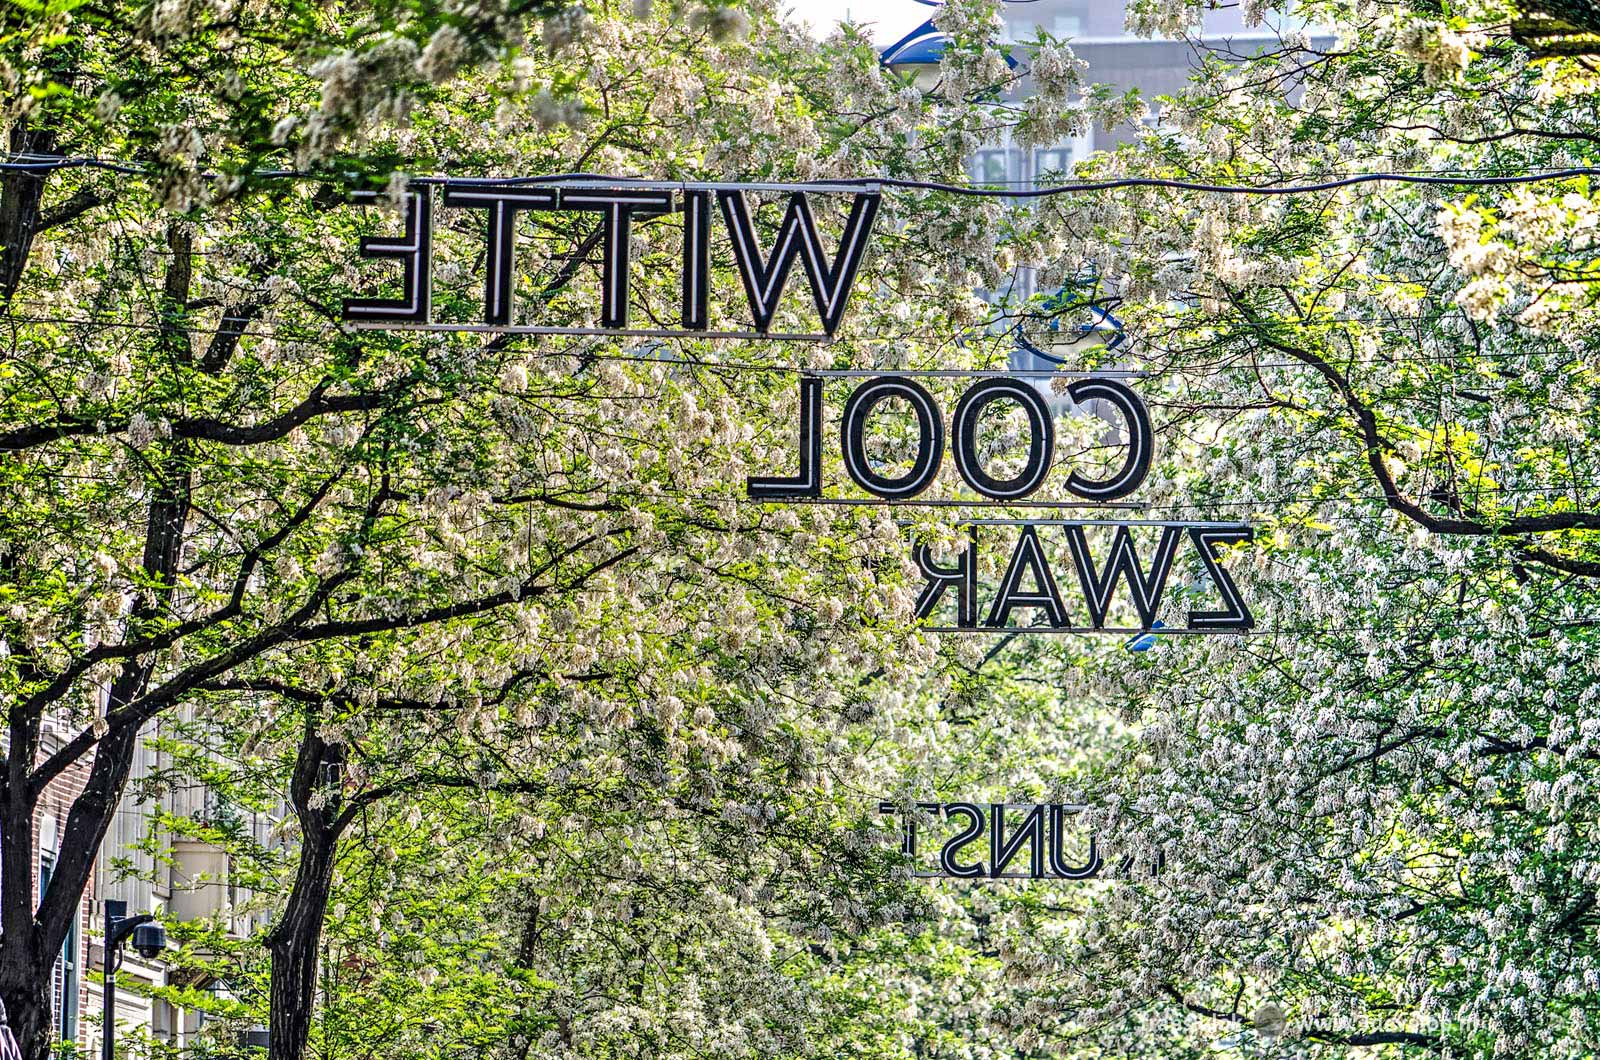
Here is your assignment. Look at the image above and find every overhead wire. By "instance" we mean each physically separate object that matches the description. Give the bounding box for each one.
[3,155,1600,198]
[8,462,1597,516]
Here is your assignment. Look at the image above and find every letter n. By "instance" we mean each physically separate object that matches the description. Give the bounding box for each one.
[990,804,1046,879]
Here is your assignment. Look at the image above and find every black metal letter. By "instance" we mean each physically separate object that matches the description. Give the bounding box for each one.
[986,526,1069,629]
[717,190,880,334]
[342,187,432,324]
[1064,379,1153,501]
[1065,524,1182,630]
[440,185,560,325]
[1186,526,1255,630]
[878,801,943,863]
[878,802,916,857]
[939,803,987,879]
[990,804,1046,879]
[748,376,823,499]
[559,189,674,328]
[1048,805,1102,879]
[682,189,712,331]
[952,379,1053,500]
[841,377,944,499]
[914,527,978,628]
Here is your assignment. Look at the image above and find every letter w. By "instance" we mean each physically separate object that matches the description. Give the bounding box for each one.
[717,190,880,335]
[1066,525,1182,629]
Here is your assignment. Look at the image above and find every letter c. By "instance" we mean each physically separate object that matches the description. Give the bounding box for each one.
[1064,378,1152,501]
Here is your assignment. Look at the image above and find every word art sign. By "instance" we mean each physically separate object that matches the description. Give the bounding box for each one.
[876,802,1163,880]
[341,182,879,339]
[752,374,1255,633]
[342,178,1257,634]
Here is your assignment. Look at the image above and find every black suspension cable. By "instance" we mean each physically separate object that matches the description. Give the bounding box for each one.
[3,156,1600,198]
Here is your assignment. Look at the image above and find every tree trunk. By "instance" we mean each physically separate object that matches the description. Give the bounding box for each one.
[0,122,56,303]
[267,824,337,1060]
[0,217,194,1060]
[0,702,43,1060]
[0,971,51,1060]
[500,897,545,1060]
[267,719,345,1060]
[0,742,49,1060]
[0,113,60,1060]
[6,717,146,1060]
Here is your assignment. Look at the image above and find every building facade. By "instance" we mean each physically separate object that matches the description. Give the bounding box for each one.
[878,0,1298,366]
[27,709,278,1056]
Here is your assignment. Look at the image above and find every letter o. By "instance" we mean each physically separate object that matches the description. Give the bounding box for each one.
[1064,378,1152,500]
[841,378,944,498]
[952,379,1053,500]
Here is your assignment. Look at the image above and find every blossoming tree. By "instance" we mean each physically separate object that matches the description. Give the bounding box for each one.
[813,0,1600,1056]
[0,0,1112,1056]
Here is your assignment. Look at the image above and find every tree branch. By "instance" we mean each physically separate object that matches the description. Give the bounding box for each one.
[1304,1028,1458,1054]
[201,300,266,373]
[37,187,112,233]
[30,537,637,793]
[1224,287,1600,539]
[289,536,637,642]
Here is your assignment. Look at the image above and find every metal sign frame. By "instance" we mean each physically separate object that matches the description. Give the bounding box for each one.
[338,181,1256,637]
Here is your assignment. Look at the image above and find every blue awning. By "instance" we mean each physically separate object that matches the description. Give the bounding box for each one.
[881,19,949,65]
[880,15,1021,67]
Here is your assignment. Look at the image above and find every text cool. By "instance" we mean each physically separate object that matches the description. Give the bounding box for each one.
[749,376,1254,632]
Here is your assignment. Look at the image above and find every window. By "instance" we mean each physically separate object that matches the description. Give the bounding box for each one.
[39,856,78,1041]
[101,725,158,914]
[1034,147,1075,177]
[1009,13,1081,39]
[153,1000,177,1044]
[970,149,1012,186]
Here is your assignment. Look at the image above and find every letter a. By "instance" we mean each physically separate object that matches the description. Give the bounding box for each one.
[986,526,1070,629]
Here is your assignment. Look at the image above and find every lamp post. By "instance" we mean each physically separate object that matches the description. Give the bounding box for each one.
[101,900,167,1060]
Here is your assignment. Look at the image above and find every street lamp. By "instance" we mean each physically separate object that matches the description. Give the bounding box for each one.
[101,900,167,1060]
